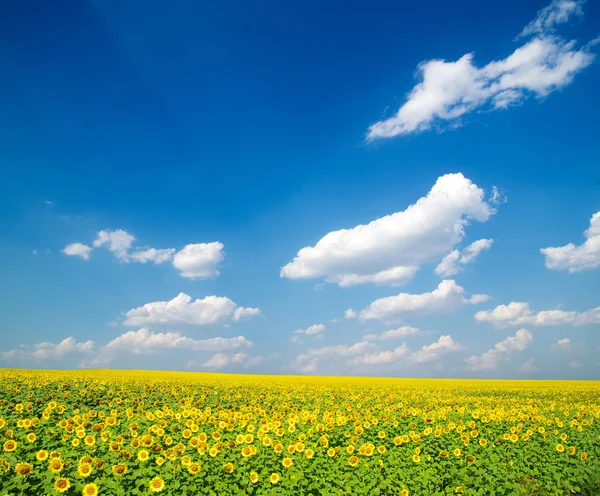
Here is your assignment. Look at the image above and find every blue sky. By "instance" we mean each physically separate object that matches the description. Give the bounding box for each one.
[1,0,599,378]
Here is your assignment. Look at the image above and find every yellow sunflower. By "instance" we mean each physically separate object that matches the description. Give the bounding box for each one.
[149,477,165,493]
[54,478,71,493]
[82,482,99,496]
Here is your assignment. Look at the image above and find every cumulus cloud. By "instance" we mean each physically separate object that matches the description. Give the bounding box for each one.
[1,337,95,364]
[62,243,92,260]
[541,212,600,272]
[128,248,176,264]
[519,358,540,373]
[360,280,489,322]
[551,338,572,351]
[281,173,498,287]
[93,229,135,260]
[369,326,422,340]
[435,239,494,277]
[293,324,326,340]
[233,307,262,322]
[366,0,595,140]
[351,335,463,365]
[466,329,533,371]
[105,328,252,354]
[64,229,225,278]
[345,309,358,320]
[292,341,373,373]
[352,344,410,365]
[474,302,600,328]
[172,242,225,279]
[203,353,230,369]
[123,293,261,327]
[410,335,464,363]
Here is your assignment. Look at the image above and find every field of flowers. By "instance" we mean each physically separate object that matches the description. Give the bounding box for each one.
[0,370,599,496]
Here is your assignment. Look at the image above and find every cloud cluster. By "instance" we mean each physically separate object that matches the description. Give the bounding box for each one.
[465,329,533,371]
[364,326,422,341]
[1,337,95,363]
[360,280,489,322]
[281,174,497,288]
[123,293,261,328]
[1,329,255,370]
[292,324,326,343]
[63,229,225,279]
[541,211,600,272]
[435,239,494,277]
[474,302,600,328]
[366,0,595,140]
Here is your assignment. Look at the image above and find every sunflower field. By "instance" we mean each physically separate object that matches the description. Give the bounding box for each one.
[0,370,599,496]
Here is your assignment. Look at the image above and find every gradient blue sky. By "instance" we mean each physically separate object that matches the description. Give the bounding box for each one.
[1,0,599,378]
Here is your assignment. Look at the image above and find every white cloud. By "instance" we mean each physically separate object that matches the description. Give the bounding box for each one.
[372,326,422,340]
[366,1,594,140]
[344,309,358,319]
[245,355,264,368]
[352,344,410,365]
[475,301,600,328]
[105,328,252,354]
[331,266,419,288]
[172,242,225,279]
[541,212,600,272]
[128,248,176,264]
[518,0,584,38]
[519,358,540,373]
[466,329,533,371]
[293,324,326,339]
[351,334,463,365]
[233,307,262,322]
[203,353,230,369]
[436,239,494,277]
[66,229,225,278]
[231,353,247,364]
[281,173,497,287]
[410,335,463,363]
[1,337,95,363]
[360,280,489,322]
[62,242,92,260]
[551,337,572,351]
[293,341,373,373]
[93,229,135,260]
[123,293,260,327]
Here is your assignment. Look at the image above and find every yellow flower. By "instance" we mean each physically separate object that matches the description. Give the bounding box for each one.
[188,462,201,475]
[26,433,36,443]
[112,463,127,476]
[15,462,33,477]
[54,477,71,493]
[149,477,165,493]
[250,471,259,483]
[466,455,476,463]
[3,440,17,452]
[223,462,234,473]
[49,459,64,474]
[567,447,576,456]
[412,454,421,463]
[348,455,359,467]
[556,444,565,453]
[82,483,99,496]
[401,491,409,496]
[453,448,461,457]
[138,449,150,462]
[36,449,49,461]
[327,448,336,457]
[77,462,92,477]
[282,457,293,468]
[270,472,280,484]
